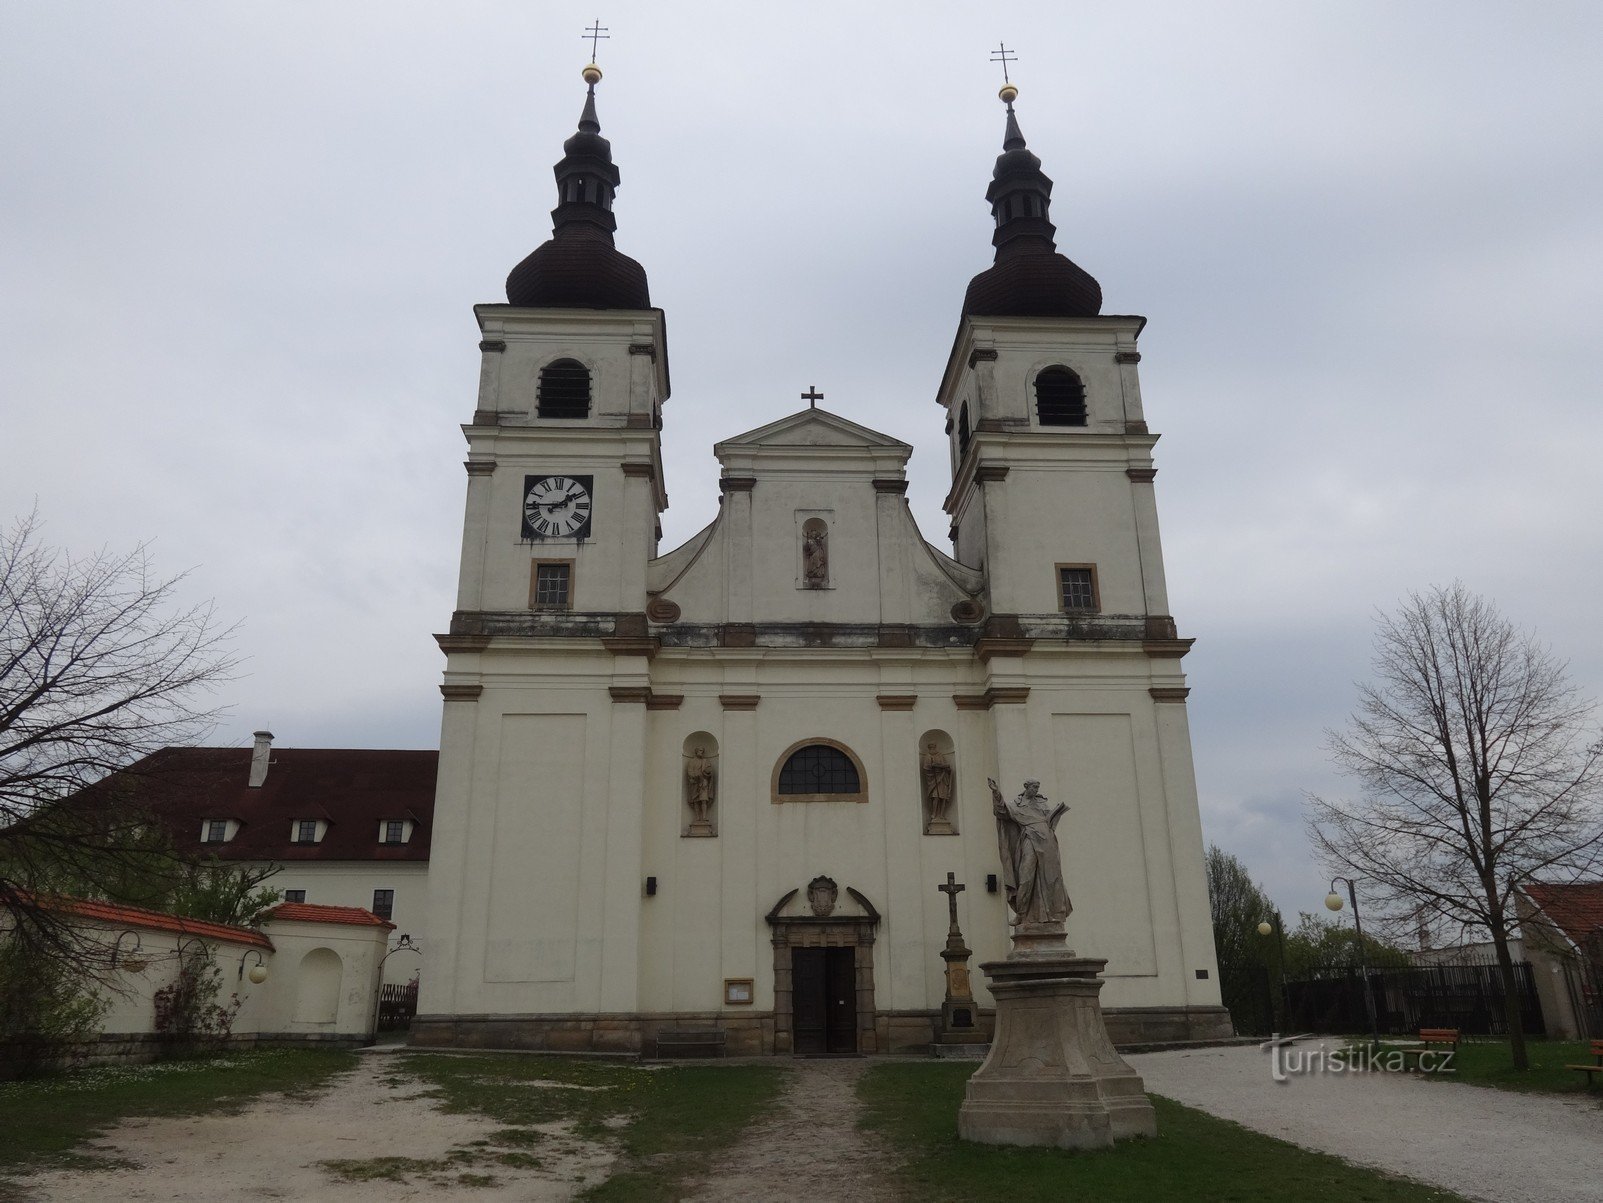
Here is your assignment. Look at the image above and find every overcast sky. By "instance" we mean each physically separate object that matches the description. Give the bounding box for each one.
[4,3,1601,931]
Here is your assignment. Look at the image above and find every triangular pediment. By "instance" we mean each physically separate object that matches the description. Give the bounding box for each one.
[715,407,911,453]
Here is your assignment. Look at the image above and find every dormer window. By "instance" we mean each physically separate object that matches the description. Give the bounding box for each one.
[1035,366,1087,426]
[291,819,325,845]
[537,359,591,419]
[379,819,412,846]
[201,819,234,844]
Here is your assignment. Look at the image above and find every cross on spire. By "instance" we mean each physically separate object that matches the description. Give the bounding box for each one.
[583,18,610,63]
[939,871,966,933]
[989,42,1018,86]
[801,386,824,409]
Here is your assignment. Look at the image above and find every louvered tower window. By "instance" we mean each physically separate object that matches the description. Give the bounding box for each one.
[1035,366,1087,426]
[957,401,972,458]
[537,359,592,419]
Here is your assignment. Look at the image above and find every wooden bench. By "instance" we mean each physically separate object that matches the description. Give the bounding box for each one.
[1397,1027,1460,1070]
[654,1028,726,1059]
[1566,1039,1603,1086]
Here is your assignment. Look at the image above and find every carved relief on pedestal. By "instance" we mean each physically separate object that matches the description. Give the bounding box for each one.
[919,730,957,835]
[681,733,719,837]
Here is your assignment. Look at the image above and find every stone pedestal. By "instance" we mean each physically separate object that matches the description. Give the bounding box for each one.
[958,956,1157,1149]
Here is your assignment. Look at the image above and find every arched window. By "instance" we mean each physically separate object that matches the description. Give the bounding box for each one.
[773,740,866,803]
[957,401,972,458]
[1035,366,1087,426]
[538,359,591,419]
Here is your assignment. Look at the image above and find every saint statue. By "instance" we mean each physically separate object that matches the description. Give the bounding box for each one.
[987,777,1071,926]
[802,525,828,587]
[685,746,716,832]
[922,742,954,831]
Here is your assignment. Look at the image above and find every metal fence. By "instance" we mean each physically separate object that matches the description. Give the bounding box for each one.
[1282,961,1544,1036]
[377,981,419,1033]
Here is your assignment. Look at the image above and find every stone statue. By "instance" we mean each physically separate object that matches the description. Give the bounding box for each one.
[685,746,716,835]
[987,777,1071,926]
[802,525,827,587]
[922,742,954,834]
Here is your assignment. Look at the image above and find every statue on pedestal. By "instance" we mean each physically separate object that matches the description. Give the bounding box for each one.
[685,746,716,836]
[987,777,1071,927]
[922,742,955,834]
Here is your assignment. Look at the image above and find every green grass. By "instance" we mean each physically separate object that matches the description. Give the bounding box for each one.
[397,1053,787,1201]
[0,1048,357,1175]
[1433,1038,1603,1096]
[858,1062,1470,1203]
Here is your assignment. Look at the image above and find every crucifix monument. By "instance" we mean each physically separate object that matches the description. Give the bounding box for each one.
[935,873,985,1046]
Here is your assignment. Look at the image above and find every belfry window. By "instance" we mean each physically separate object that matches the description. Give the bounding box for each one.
[775,742,864,801]
[1035,366,1087,426]
[957,402,972,459]
[538,359,592,419]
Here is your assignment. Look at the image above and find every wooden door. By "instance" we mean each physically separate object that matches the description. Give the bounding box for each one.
[792,947,857,1055]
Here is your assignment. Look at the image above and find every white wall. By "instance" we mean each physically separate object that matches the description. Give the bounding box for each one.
[259,861,427,985]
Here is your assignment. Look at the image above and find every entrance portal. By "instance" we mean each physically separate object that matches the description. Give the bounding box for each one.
[792,947,857,1054]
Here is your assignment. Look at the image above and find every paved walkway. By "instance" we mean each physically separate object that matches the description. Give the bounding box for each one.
[683,1058,898,1203]
[1129,1041,1603,1203]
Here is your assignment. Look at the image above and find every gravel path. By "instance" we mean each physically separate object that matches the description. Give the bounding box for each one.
[7,1054,612,1202]
[1129,1040,1603,1203]
[684,1058,899,1203]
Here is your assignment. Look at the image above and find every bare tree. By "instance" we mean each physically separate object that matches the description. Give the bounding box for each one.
[0,510,238,976]
[1309,583,1603,1069]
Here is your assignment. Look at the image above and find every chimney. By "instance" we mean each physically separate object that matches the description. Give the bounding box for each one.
[249,730,274,788]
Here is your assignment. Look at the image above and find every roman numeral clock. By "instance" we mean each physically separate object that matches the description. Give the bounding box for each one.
[521,474,593,540]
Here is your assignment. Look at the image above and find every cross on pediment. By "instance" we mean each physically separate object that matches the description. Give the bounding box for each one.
[801,386,824,409]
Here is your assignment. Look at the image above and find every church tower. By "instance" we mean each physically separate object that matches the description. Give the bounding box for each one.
[420,62,669,1034]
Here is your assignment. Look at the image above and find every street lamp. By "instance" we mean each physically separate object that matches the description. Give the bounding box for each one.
[1257,912,1287,1030]
[1326,876,1380,1044]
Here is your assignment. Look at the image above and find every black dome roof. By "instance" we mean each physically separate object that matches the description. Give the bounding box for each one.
[505,78,651,311]
[960,97,1102,320]
[507,227,650,309]
[962,251,1102,319]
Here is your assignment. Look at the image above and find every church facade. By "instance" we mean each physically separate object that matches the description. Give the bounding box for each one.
[414,66,1228,1055]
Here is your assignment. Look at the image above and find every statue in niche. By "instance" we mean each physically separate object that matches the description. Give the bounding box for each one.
[922,742,956,835]
[802,522,828,588]
[988,777,1071,927]
[684,746,716,837]
[807,875,838,917]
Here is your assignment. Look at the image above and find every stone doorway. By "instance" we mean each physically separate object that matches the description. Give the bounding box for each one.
[792,946,857,1054]
[766,885,881,1055]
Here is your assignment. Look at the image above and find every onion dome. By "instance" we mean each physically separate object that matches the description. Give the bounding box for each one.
[961,85,1101,319]
[506,64,651,310]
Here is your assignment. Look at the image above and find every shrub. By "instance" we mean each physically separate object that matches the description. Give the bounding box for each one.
[0,940,110,1079]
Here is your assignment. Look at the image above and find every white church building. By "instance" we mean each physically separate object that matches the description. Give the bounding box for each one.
[414,66,1228,1055]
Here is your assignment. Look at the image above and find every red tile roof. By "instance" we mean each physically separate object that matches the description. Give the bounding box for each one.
[101,746,436,863]
[264,902,395,929]
[1522,881,1603,949]
[35,894,272,949]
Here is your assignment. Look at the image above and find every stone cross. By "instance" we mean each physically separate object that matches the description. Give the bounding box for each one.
[939,872,965,935]
[801,386,824,409]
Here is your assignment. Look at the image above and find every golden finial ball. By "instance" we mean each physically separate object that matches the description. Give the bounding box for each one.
[998,83,1019,104]
[582,63,603,85]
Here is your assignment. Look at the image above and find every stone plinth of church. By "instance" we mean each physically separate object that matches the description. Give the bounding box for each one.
[958,945,1157,1149]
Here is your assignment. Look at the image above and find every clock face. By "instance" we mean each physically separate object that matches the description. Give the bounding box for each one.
[522,474,593,540]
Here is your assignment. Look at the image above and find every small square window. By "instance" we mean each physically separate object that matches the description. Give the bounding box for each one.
[372,889,394,921]
[204,820,228,844]
[283,889,306,903]
[383,820,405,845]
[531,561,572,609]
[1057,565,1099,613]
[295,820,319,845]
